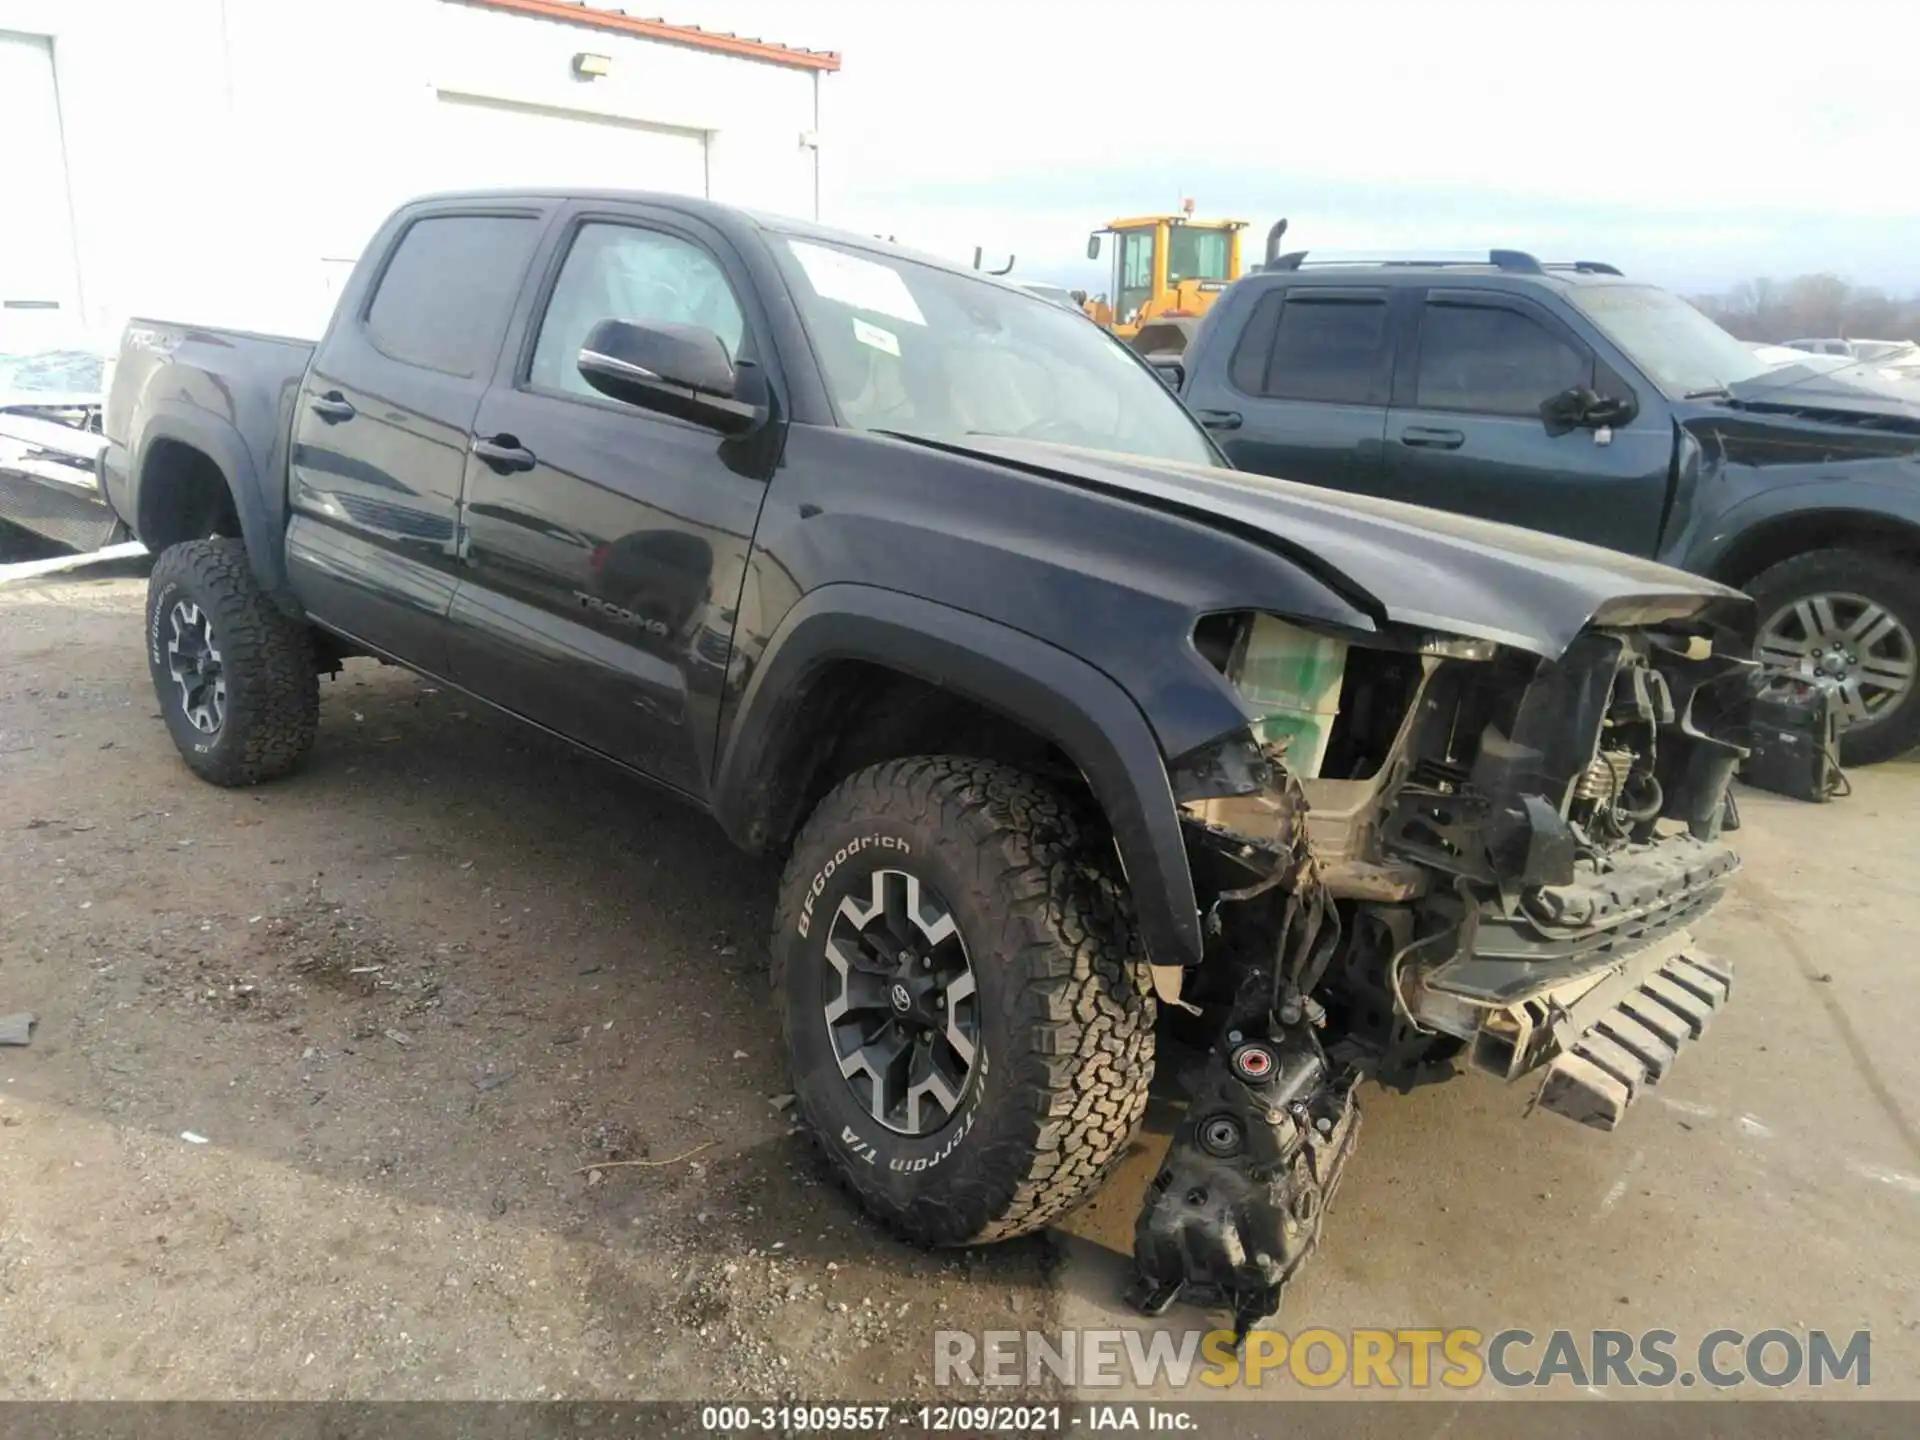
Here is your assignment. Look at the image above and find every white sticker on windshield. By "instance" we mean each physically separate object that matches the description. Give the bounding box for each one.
[852,317,900,357]
[788,241,927,326]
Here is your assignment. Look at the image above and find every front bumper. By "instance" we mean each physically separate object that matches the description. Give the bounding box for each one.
[1411,926,1733,1129]
[1533,939,1732,1129]
[1403,832,1738,1127]
[1428,834,1739,1005]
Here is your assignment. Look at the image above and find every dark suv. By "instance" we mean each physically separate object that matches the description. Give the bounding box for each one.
[1179,241,1920,763]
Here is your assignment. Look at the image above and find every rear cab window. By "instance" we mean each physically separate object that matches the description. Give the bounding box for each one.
[363,214,542,377]
[1229,287,1393,405]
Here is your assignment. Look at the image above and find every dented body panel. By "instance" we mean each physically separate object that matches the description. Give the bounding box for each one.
[1664,400,1920,580]
[950,434,1750,659]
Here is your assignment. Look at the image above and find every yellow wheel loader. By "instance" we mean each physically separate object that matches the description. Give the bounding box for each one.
[1084,209,1273,358]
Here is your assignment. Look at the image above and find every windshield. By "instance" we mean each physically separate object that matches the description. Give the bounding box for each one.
[1569,285,1771,396]
[775,236,1219,466]
[1168,227,1233,285]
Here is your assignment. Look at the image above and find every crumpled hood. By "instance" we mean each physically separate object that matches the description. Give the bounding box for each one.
[1725,367,1920,428]
[956,436,1751,658]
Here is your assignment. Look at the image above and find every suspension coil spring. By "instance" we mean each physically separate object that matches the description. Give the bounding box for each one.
[1574,748,1637,803]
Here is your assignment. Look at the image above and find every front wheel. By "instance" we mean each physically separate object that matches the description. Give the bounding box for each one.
[772,757,1156,1246]
[1749,548,1920,766]
[145,538,319,786]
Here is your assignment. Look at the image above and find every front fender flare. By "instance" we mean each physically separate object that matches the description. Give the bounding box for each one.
[713,584,1204,968]
[1673,468,1920,581]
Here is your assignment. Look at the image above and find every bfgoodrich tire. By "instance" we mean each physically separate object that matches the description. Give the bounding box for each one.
[146,538,319,786]
[1749,548,1920,766]
[772,756,1156,1245]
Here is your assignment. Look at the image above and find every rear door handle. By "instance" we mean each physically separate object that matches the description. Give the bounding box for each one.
[1400,425,1464,450]
[1195,408,1243,431]
[472,434,536,473]
[308,393,355,424]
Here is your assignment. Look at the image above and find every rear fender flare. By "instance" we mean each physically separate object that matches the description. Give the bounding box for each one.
[135,403,288,599]
[713,584,1205,968]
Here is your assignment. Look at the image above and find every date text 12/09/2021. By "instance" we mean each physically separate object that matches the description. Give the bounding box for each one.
[698,1405,1197,1432]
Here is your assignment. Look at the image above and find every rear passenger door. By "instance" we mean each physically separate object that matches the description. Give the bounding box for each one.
[445,203,778,798]
[287,205,545,670]
[1381,291,1671,555]
[1188,286,1394,494]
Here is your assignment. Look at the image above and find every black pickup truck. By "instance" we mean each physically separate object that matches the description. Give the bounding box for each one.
[1176,237,1920,764]
[103,189,1755,1335]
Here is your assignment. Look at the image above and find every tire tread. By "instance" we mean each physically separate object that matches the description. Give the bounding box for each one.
[147,538,318,786]
[1748,547,1920,766]
[773,756,1156,1244]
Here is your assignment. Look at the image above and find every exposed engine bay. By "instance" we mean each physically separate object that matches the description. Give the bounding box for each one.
[1137,604,1756,1339]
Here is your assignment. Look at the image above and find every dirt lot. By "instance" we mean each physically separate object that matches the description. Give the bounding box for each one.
[3,555,1919,1404]
[0,564,1047,1401]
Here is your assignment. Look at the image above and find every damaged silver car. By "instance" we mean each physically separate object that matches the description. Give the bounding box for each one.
[0,314,117,555]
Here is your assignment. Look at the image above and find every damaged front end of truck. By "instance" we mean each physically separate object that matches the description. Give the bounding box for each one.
[1130,595,1757,1339]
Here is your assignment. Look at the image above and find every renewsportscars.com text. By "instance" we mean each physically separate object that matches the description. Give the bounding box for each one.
[935,1327,1872,1390]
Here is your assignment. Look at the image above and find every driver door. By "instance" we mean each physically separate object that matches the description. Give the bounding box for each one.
[1381,290,1671,556]
[445,204,775,797]
[1114,229,1155,329]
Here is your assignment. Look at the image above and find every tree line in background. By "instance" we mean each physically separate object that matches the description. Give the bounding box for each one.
[1689,275,1920,344]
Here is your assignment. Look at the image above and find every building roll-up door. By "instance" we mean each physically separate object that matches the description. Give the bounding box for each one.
[428,91,708,199]
[0,31,83,321]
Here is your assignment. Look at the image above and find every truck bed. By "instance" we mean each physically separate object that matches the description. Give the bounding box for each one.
[101,320,316,564]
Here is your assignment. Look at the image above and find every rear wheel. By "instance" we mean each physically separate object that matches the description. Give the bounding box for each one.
[772,756,1156,1245]
[145,538,318,785]
[1749,548,1920,766]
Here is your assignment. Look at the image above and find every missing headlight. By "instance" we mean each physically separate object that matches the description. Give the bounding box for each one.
[1195,612,1449,784]
[1221,613,1348,780]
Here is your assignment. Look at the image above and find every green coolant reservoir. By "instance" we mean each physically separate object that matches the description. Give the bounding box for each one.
[1229,614,1347,779]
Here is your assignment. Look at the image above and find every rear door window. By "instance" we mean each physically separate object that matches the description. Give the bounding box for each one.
[1414,301,1592,415]
[1248,292,1393,405]
[1226,292,1283,393]
[364,215,541,377]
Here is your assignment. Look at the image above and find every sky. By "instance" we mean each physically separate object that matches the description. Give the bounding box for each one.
[670,0,1920,296]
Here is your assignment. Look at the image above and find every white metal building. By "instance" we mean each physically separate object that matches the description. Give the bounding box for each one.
[1,0,838,341]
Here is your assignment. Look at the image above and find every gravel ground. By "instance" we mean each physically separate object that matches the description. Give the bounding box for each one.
[0,564,1052,1401]
[4,545,1917,1411]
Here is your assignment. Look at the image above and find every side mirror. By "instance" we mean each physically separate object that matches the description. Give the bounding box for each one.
[1586,393,1637,428]
[1148,357,1186,390]
[1540,385,1637,437]
[1086,233,1102,261]
[578,319,764,435]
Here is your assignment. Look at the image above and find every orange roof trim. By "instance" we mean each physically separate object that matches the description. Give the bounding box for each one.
[457,0,841,71]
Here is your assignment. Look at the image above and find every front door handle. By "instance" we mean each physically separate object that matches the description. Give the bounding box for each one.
[473,435,536,473]
[1195,408,1244,431]
[308,393,355,424]
[1400,425,1464,450]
